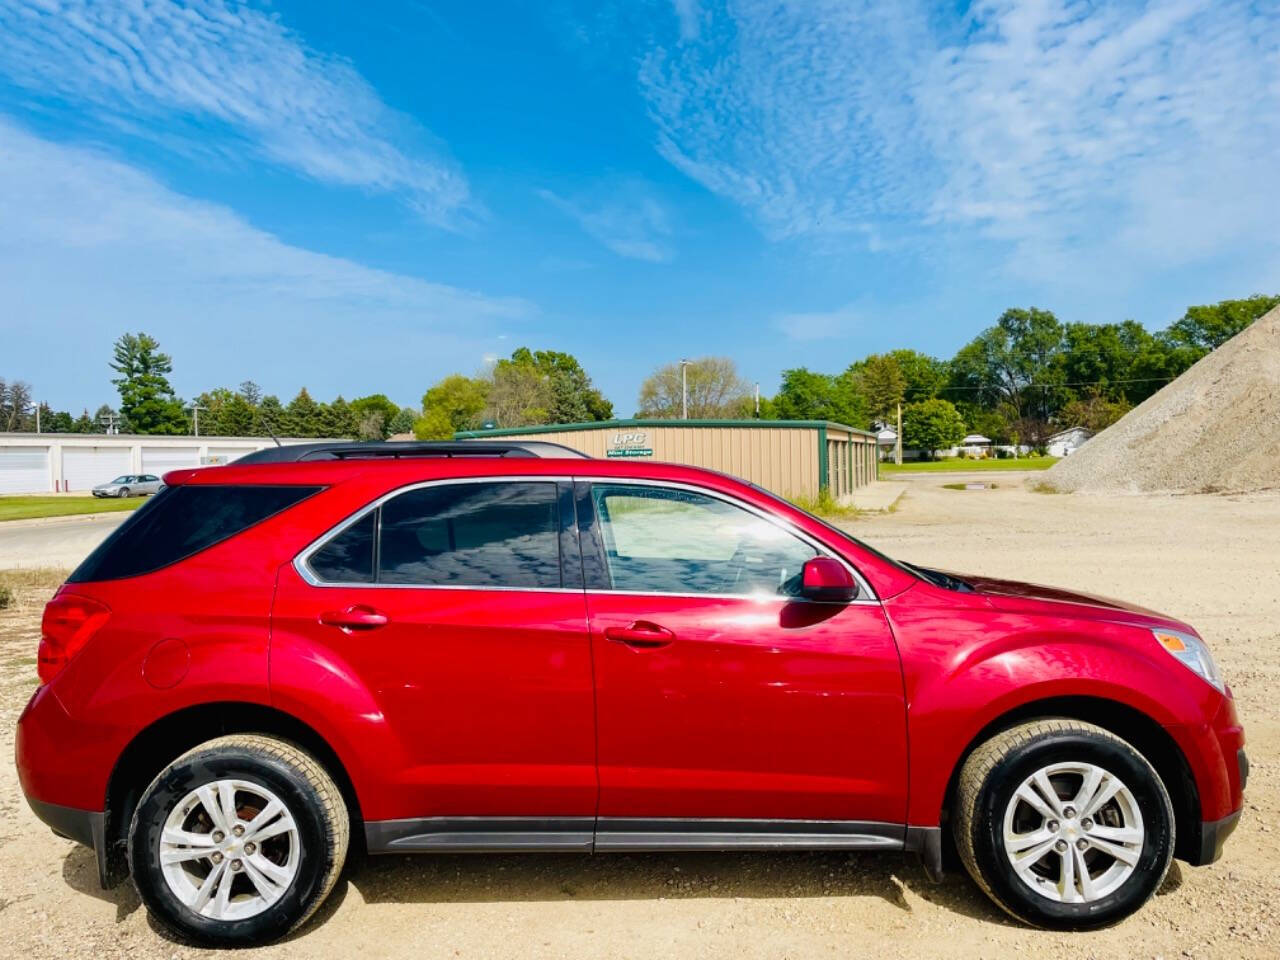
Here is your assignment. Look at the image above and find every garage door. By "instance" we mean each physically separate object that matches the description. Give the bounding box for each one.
[63,447,132,492]
[0,446,51,493]
[141,446,201,476]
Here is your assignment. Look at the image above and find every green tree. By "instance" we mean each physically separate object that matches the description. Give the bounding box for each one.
[901,398,966,458]
[1058,388,1131,432]
[486,362,551,427]
[856,354,906,424]
[388,406,418,435]
[636,357,750,418]
[413,407,455,440]
[1166,294,1280,351]
[322,396,357,438]
[499,348,613,423]
[773,368,869,427]
[419,374,489,436]
[255,395,286,437]
[109,332,187,434]
[351,394,401,440]
[888,349,948,402]
[948,307,1066,445]
[72,409,94,433]
[285,388,324,437]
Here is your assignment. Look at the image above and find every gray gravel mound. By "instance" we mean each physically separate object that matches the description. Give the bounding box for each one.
[1045,305,1280,494]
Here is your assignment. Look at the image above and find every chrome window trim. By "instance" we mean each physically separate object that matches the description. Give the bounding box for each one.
[293,474,879,603]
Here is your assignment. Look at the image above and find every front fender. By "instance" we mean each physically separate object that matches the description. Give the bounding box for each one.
[887,591,1222,826]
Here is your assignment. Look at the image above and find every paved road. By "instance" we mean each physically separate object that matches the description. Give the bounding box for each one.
[0,513,126,569]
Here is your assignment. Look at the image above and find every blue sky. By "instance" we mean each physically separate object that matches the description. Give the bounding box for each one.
[2,0,1278,415]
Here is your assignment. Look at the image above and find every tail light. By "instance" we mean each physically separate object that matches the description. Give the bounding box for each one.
[38,593,110,684]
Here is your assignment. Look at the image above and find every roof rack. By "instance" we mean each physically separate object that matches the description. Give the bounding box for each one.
[233,440,592,464]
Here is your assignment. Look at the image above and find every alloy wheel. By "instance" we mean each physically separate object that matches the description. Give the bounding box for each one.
[158,779,301,921]
[1001,761,1144,904]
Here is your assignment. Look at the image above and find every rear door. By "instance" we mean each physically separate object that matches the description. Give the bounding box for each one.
[579,480,908,844]
[272,477,597,841]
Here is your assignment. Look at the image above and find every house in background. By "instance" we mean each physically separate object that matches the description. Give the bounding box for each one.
[1047,425,1094,457]
[959,433,992,456]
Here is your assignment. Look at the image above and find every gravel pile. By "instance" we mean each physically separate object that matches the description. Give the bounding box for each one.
[1046,305,1280,494]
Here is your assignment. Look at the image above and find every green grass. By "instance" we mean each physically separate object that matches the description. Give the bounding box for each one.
[787,489,861,520]
[0,495,144,522]
[878,455,1059,474]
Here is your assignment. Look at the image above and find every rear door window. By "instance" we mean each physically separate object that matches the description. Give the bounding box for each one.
[303,481,563,589]
[70,484,321,582]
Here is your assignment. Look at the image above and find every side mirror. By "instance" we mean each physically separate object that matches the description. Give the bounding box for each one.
[801,557,858,603]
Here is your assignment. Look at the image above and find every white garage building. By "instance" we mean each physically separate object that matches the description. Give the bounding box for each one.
[0,434,317,494]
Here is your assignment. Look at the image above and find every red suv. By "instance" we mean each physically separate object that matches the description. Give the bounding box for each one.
[16,442,1246,945]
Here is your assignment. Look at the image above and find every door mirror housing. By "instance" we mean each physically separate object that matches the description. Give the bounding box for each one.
[801,557,857,603]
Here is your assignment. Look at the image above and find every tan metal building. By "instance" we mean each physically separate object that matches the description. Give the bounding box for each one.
[455,419,878,500]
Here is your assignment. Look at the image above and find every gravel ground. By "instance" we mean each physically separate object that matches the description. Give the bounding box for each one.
[1,474,1277,959]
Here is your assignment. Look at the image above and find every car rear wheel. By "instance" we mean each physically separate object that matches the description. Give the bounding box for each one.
[953,719,1174,929]
[128,734,349,946]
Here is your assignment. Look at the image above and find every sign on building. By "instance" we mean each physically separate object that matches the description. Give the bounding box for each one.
[606,431,653,458]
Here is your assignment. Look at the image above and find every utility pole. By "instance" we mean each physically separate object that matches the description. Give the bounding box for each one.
[188,404,207,438]
[98,412,119,435]
[35,402,40,434]
[754,382,760,418]
[679,358,690,420]
[895,401,903,465]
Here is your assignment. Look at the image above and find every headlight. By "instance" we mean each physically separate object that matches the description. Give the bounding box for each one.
[1153,628,1224,692]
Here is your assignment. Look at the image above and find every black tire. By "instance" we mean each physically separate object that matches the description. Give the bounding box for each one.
[953,719,1174,930]
[128,734,349,947]
[118,487,130,498]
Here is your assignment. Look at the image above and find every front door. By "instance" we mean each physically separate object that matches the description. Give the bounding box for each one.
[272,478,596,839]
[579,480,907,845]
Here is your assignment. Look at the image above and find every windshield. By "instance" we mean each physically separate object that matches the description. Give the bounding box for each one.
[110,475,132,483]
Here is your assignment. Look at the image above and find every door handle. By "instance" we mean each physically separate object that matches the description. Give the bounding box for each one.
[319,604,388,631]
[604,621,675,649]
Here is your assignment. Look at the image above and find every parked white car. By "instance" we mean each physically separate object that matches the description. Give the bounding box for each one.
[91,474,162,498]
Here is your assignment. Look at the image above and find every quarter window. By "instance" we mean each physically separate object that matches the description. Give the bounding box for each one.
[590,484,819,597]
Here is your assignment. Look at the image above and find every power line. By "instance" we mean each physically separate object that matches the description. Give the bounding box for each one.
[935,375,1179,393]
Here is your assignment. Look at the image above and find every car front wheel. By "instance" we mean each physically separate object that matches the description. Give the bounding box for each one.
[954,719,1174,929]
[128,734,349,946]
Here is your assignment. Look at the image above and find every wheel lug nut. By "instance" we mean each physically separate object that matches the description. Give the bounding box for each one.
[1081,818,1093,830]
[1063,806,1077,819]
[1076,838,1088,851]
[232,825,245,837]
[1047,820,1060,832]
[230,858,242,871]
[244,842,256,856]
[211,852,223,864]
[211,831,224,843]
[1054,839,1068,852]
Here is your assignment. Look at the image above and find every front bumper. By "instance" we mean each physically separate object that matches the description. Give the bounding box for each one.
[1196,806,1242,865]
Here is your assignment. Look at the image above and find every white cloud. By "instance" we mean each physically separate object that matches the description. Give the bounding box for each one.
[0,118,530,409]
[639,0,1280,276]
[672,0,701,41]
[0,0,472,225]
[539,182,675,262]
[773,304,861,342]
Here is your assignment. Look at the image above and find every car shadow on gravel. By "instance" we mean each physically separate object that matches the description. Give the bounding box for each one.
[341,850,1014,925]
[61,846,141,922]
